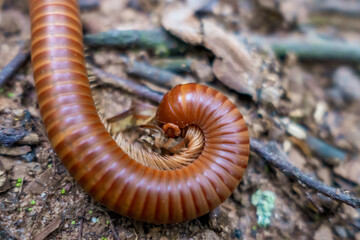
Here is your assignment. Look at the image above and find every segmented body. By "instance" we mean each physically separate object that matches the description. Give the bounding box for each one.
[28,0,249,223]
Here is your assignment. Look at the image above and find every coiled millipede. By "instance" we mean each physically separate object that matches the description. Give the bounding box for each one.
[28,0,250,224]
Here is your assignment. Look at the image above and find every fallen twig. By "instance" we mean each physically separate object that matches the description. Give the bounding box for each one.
[0,42,30,87]
[90,65,163,104]
[122,57,213,84]
[84,29,190,56]
[239,34,360,62]
[152,58,192,73]
[78,207,86,240]
[121,56,190,88]
[310,0,360,16]
[250,139,360,208]
[30,168,56,238]
[278,118,347,165]
[299,184,324,213]
[78,0,99,10]
[95,207,120,240]
[0,145,31,156]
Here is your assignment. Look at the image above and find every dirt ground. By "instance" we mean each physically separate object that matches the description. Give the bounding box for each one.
[1,0,360,239]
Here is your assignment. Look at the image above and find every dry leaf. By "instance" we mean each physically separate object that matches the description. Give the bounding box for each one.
[212,58,257,97]
[108,102,156,134]
[334,159,360,185]
[203,20,259,98]
[314,224,334,240]
[162,2,202,45]
[161,5,260,99]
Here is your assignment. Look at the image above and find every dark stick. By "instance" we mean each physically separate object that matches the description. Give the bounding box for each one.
[84,29,189,56]
[78,0,99,10]
[78,213,84,240]
[152,58,192,73]
[239,34,360,62]
[0,43,30,87]
[280,119,347,165]
[306,134,347,165]
[95,207,120,240]
[121,56,189,88]
[105,214,120,240]
[250,138,360,208]
[90,65,163,104]
[0,127,27,146]
[310,0,360,16]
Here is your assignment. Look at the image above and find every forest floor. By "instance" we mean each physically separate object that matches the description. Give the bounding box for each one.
[1,0,360,239]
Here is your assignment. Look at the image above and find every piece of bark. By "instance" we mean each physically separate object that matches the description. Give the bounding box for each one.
[0,128,39,146]
[16,133,40,145]
[11,162,40,180]
[33,215,62,240]
[0,161,10,193]
[0,146,31,156]
[24,168,53,195]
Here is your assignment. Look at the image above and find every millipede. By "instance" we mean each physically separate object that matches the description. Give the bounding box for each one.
[28,0,250,224]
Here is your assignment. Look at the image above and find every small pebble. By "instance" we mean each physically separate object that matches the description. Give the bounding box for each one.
[334,226,347,238]
[333,66,360,101]
[234,229,242,239]
[13,109,25,118]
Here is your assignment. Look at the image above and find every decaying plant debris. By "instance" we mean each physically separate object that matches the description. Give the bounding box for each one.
[1,0,360,239]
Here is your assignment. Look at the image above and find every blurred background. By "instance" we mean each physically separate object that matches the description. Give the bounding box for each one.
[0,0,359,239]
